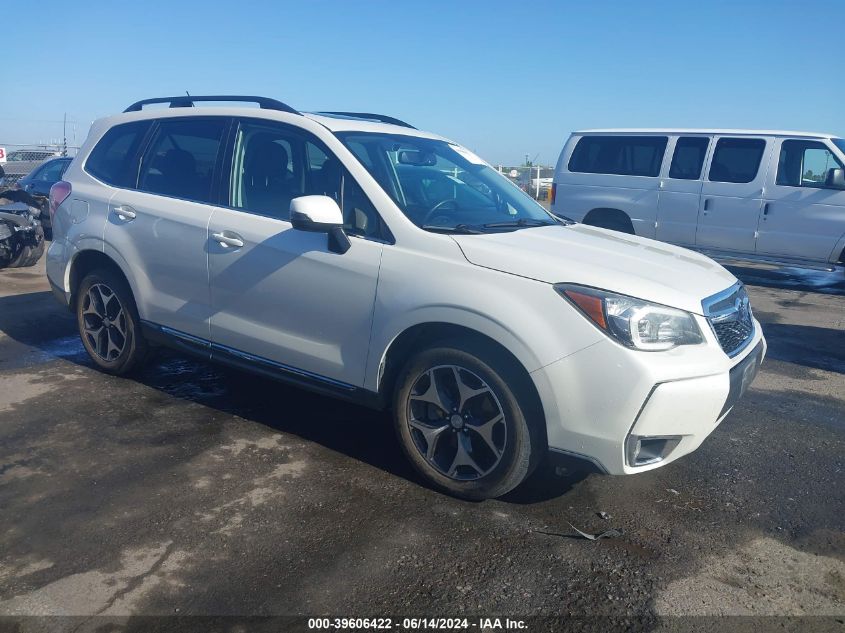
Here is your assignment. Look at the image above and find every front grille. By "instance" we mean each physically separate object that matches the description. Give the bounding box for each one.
[702,283,755,357]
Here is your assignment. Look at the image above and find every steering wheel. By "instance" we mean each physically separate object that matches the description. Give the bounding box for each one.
[421,198,460,225]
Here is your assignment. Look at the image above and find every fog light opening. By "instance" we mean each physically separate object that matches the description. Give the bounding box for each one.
[626,435,682,467]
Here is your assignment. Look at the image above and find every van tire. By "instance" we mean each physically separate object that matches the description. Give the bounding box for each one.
[392,340,544,500]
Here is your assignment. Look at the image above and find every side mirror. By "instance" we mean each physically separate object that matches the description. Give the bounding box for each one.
[825,168,845,190]
[289,195,350,254]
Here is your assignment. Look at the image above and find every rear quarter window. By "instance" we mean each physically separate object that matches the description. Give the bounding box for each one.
[85,121,152,187]
[568,135,668,177]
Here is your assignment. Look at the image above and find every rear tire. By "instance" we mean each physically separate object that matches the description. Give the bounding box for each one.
[76,269,148,375]
[393,341,544,500]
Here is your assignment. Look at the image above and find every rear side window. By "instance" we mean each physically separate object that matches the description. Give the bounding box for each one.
[568,136,668,177]
[669,137,710,180]
[138,118,228,203]
[708,138,766,183]
[85,121,151,187]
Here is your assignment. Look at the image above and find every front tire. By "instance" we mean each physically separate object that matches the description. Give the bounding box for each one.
[393,342,543,500]
[76,269,147,375]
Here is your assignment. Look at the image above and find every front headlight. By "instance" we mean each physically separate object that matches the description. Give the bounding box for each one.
[554,284,704,351]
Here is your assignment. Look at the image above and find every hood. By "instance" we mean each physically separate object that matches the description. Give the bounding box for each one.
[452,224,737,315]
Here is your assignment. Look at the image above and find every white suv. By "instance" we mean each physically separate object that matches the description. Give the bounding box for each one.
[47,96,766,499]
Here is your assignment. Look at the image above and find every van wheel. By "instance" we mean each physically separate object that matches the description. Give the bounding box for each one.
[393,342,543,500]
[76,269,147,375]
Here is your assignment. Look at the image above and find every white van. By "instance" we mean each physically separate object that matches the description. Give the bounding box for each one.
[551,129,845,271]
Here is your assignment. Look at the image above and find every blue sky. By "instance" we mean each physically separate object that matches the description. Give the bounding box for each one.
[4,0,843,165]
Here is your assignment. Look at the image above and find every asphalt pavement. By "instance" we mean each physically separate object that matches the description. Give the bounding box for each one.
[0,256,843,631]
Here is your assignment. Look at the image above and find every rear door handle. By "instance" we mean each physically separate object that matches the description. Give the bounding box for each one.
[112,205,137,221]
[763,202,770,217]
[703,198,711,213]
[211,231,244,249]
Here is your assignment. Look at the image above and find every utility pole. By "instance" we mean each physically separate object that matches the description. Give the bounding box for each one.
[62,112,67,156]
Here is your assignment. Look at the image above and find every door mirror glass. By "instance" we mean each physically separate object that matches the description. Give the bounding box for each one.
[290,195,344,231]
[826,168,845,190]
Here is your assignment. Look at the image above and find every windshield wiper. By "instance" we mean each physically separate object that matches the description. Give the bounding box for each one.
[482,218,558,229]
[421,223,483,234]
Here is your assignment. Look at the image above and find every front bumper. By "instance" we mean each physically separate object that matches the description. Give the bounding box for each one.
[530,319,766,475]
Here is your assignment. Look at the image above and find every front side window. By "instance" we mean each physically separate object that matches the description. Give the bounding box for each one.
[138,118,227,203]
[229,121,385,238]
[568,135,668,177]
[669,137,709,180]
[708,138,766,183]
[776,140,844,188]
[86,121,151,187]
[337,132,558,232]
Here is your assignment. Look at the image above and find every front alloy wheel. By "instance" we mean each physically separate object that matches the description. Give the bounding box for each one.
[394,343,543,500]
[407,365,507,480]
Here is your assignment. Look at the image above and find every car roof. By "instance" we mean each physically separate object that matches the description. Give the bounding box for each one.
[94,105,449,142]
[574,128,839,139]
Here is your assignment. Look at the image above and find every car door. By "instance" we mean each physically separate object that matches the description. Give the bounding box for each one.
[757,138,845,262]
[207,118,384,387]
[104,116,229,342]
[696,136,772,253]
[656,135,712,246]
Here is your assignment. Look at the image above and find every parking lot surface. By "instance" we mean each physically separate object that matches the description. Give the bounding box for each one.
[0,257,843,628]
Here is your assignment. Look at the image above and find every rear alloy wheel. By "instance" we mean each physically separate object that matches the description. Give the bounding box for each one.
[76,269,147,375]
[394,344,542,500]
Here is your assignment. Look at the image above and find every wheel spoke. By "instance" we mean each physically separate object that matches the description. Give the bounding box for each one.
[451,366,489,411]
[448,431,483,478]
[112,307,127,337]
[409,418,450,460]
[106,328,122,359]
[410,369,449,412]
[468,413,504,458]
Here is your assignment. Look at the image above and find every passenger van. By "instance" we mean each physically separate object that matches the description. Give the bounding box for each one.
[551,130,845,271]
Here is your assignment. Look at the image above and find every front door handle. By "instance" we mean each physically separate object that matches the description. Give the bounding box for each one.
[211,231,244,249]
[112,205,137,221]
[763,202,770,217]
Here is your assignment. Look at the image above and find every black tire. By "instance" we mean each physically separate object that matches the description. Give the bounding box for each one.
[393,341,544,500]
[7,224,45,268]
[76,268,148,375]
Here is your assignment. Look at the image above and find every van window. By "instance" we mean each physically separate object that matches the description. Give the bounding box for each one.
[138,118,227,203]
[708,138,766,184]
[568,136,668,177]
[777,140,844,188]
[85,121,151,187]
[669,137,710,180]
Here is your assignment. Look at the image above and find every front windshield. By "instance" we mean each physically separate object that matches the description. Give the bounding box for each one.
[336,132,559,232]
[833,139,845,156]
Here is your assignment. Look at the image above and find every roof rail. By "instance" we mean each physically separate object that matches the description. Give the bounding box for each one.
[315,111,416,129]
[124,95,300,114]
